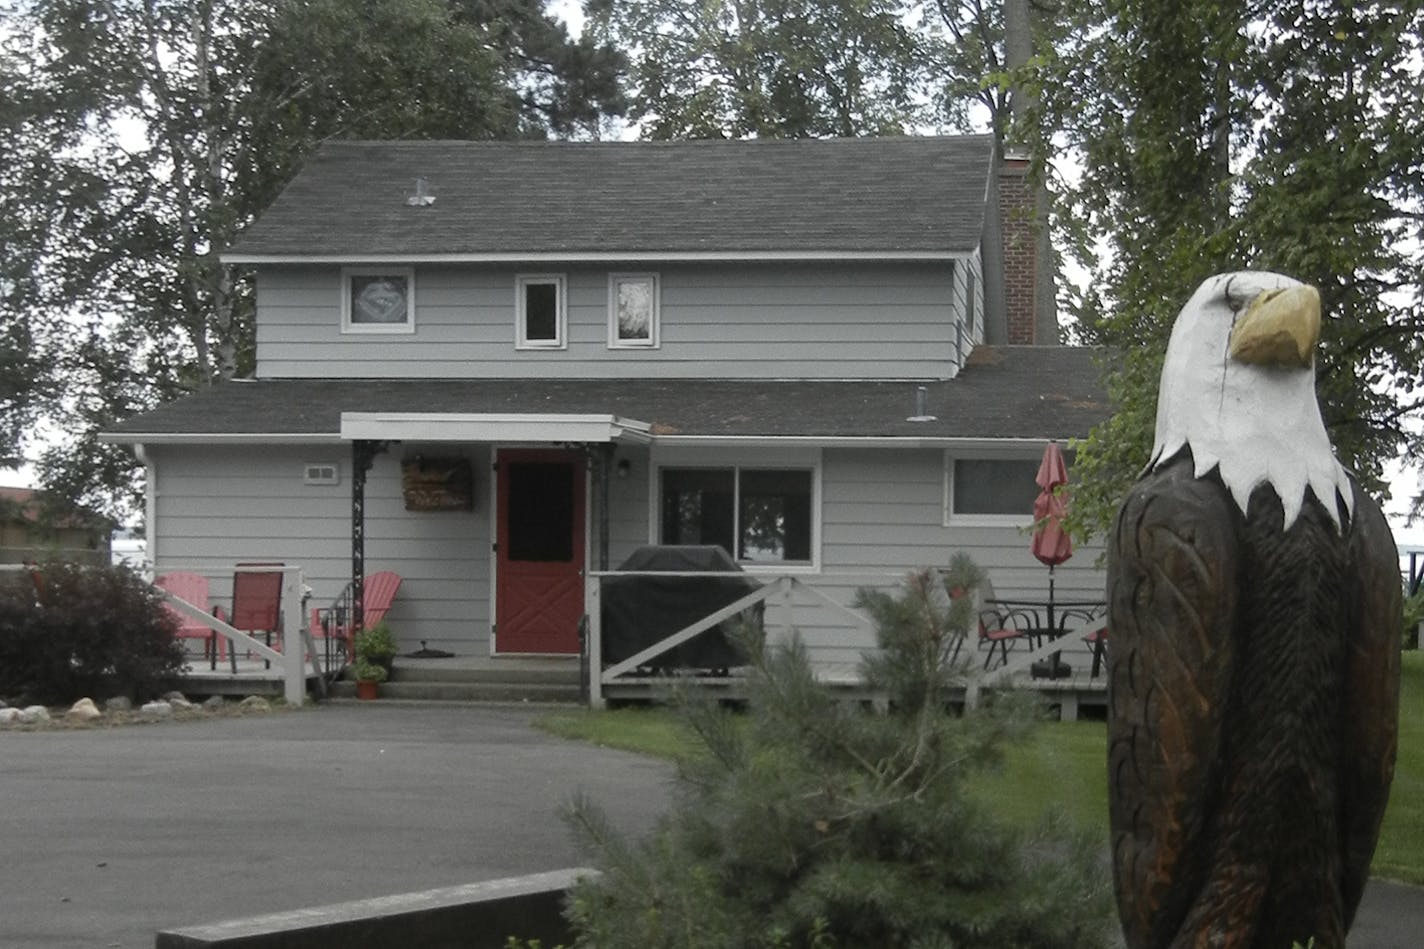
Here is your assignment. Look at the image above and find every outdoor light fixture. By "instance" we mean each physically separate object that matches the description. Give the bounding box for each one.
[616,458,632,479]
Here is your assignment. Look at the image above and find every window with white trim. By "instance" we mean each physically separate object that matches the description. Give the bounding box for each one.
[516,274,566,349]
[660,466,813,565]
[342,268,415,334]
[943,452,1044,524]
[608,273,659,348]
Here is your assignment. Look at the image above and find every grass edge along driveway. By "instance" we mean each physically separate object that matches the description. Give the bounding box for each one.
[537,651,1424,886]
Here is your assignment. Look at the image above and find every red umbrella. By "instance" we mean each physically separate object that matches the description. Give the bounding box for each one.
[1031,442,1073,568]
[1031,443,1073,679]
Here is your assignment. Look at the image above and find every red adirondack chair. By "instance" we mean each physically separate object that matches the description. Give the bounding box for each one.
[311,571,402,665]
[155,572,227,669]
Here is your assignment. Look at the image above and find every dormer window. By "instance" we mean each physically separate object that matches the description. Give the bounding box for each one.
[516,274,567,349]
[342,268,415,334]
[608,273,659,348]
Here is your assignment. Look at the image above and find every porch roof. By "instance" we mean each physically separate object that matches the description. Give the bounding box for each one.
[102,346,1109,445]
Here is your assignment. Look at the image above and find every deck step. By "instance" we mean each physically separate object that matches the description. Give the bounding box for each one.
[330,656,584,705]
[330,679,583,703]
[389,661,580,686]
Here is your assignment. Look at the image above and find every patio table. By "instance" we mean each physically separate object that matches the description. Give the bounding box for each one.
[985,597,1106,679]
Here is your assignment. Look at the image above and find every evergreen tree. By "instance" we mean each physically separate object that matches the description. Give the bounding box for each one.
[1050,0,1424,537]
[564,556,1114,948]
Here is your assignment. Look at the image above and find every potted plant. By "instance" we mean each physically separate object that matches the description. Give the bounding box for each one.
[353,659,387,700]
[351,622,397,700]
[353,621,398,675]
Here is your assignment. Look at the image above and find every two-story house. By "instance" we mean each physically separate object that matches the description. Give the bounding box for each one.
[104,135,1108,669]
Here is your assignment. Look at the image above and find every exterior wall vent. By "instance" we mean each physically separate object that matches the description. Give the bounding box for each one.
[304,463,340,486]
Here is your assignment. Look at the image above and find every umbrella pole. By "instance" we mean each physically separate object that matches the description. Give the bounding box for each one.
[1049,565,1066,677]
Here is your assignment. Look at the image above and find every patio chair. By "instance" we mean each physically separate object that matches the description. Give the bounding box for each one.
[310,570,402,667]
[229,563,284,671]
[1084,626,1108,679]
[973,577,1039,670]
[155,572,227,670]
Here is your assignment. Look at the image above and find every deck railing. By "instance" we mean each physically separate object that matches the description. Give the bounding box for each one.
[584,570,1106,709]
[154,565,318,705]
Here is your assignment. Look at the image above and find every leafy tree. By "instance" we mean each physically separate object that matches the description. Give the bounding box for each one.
[564,556,1114,948]
[1049,0,1424,538]
[588,0,933,139]
[0,0,625,518]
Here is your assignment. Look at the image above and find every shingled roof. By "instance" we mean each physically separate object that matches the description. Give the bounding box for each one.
[104,347,1108,443]
[224,136,996,261]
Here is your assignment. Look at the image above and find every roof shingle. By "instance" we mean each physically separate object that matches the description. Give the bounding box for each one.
[105,347,1108,443]
[225,136,996,260]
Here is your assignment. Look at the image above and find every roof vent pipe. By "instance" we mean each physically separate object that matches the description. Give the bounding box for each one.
[406,177,436,207]
[907,385,937,423]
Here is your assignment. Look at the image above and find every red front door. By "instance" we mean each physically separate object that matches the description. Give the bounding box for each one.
[495,449,586,654]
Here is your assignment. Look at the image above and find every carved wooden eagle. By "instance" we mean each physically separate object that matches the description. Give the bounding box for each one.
[1107,271,1402,949]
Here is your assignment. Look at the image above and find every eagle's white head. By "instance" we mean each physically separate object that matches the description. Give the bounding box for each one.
[1149,270,1353,531]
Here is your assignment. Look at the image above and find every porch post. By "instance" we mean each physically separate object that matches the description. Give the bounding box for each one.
[351,440,387,634]
[595,443,614,571]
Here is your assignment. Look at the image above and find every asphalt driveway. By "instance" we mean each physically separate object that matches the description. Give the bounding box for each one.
[1,705,1418,948]
[0,705,672,948]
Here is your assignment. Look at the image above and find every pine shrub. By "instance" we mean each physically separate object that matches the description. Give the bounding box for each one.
[0,561,185,704]
[564,554,1114,948]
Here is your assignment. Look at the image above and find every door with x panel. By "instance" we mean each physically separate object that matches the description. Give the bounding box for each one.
[494,449,585,654]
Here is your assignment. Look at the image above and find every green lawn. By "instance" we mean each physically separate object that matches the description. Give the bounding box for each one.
[537,650,1424,884]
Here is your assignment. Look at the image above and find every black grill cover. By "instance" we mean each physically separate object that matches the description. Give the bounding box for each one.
[600,546,762,670]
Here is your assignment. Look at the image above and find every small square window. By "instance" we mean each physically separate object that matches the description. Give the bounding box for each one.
[517,274,566,349]
[342,268,415,334]
[609,273,659,348]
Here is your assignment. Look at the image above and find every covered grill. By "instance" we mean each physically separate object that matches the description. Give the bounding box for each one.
[600,546,762,672]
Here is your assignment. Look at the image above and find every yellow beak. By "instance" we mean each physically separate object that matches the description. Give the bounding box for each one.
[1228,285,1321,368]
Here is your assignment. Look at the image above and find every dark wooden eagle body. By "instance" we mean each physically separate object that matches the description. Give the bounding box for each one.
[1107,450,1401,949]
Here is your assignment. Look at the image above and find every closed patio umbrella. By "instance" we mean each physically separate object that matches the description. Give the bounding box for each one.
[1031,442,1073,677]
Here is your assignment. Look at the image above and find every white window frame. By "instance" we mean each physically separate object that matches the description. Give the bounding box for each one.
[608,272,660,349]
[649,446,821,573]
[341,267,416,335]
[943,448,1043,527]
[515,273,567,350]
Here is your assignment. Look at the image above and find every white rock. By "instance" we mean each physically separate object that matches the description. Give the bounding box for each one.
[66,698,102,721]
[202,695,225,711]
[0,708,22,724]
[139,700,173,718]
[104,696,133,712]
[162,690,190,704]
[20,705,51,724]
[238,696,271,713]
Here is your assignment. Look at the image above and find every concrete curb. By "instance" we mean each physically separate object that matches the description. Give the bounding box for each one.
[154,868,596,949]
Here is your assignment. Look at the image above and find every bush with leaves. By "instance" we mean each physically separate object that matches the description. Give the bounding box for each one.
[564,554,1114,948]
[0,561,185,704]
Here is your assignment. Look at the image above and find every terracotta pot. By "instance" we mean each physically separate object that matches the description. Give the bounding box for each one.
[355,680,380,700]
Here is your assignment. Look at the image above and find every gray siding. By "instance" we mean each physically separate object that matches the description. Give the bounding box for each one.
[254,261,968,380]
[623,446,1105,672]
[146,441,1104,669]
[149,443,491,655]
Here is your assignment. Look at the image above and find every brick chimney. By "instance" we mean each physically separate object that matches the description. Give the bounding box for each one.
[997,153,1038,345]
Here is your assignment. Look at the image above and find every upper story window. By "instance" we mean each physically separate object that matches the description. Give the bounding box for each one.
[609,273,659,348]
[516,274,566,349]
[342,268,415,334]
[943,451,1051,525]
